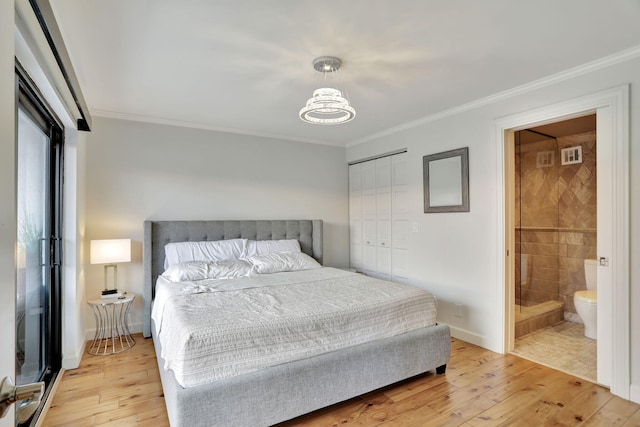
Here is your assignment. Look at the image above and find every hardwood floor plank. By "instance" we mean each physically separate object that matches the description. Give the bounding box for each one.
[424,395,499,427]
[466,372,577,426]
[41,335,640,427]
[621,408,640,426]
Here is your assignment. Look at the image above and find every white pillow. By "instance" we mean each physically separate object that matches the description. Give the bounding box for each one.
[161,259,252,282]
[246,251,321,274]
[164,239,247,268]
[245,239,301,257]
[162,261,209,282]
[207,259,252,279]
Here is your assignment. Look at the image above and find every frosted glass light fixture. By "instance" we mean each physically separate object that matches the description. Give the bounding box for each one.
[90,239,131,294]
[299,56,356,125]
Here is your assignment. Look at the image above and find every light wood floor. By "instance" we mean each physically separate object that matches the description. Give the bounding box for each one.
[41,334,640,426]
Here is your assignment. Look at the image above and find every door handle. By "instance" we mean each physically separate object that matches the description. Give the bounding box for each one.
[0,376,44,423]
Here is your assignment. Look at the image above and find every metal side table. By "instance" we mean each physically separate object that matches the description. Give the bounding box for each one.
[87,294,136,355]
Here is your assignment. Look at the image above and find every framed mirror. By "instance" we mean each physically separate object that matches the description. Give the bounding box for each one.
[423,147,469,213]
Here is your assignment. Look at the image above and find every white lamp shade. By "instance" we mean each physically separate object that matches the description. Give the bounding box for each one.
[90,239,131,264]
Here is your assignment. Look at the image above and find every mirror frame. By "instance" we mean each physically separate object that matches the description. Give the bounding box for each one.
[423,147,470,213]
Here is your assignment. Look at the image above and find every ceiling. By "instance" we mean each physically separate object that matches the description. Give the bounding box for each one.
[49,0,640,147]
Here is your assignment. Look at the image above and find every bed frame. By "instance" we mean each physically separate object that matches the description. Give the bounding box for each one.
[143,219,451,427]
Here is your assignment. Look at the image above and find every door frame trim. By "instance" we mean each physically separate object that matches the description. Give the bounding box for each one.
[494,85,630,399]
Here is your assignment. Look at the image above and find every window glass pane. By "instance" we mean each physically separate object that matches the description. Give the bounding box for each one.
[16,107,49,386]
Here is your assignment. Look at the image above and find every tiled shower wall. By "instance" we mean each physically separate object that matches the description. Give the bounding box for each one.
[515,130,597,314]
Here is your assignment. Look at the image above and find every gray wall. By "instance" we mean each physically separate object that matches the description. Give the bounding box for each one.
[84,117,349,331]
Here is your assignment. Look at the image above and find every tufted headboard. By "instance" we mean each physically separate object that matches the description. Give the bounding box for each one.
[142,219,323,338]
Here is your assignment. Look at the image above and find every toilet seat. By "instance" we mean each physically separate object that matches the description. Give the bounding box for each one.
[574,290,597,304]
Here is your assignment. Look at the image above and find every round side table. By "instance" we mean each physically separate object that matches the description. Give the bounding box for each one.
[87,294,136,355]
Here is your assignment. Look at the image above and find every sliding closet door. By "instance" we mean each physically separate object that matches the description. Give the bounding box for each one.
[349,152,409,281]
[361,161,377,274]
[349,164,363,271]
[391,153,409,281]
[375,157,392,279]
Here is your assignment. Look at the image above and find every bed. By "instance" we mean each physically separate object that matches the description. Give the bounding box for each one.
[143,219,451,427]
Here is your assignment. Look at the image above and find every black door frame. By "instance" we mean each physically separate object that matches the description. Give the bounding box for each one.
[15,60,63,426]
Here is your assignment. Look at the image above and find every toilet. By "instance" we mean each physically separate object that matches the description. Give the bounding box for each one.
[574,259,597,339]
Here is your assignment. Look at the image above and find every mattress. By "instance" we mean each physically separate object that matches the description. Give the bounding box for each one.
[152,267,438,388]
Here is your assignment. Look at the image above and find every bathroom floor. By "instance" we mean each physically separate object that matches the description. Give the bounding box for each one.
[512,320,597,382]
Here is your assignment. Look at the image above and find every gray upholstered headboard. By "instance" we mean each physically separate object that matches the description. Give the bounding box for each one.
[143,219,323,337]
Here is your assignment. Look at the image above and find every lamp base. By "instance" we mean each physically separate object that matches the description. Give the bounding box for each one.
[101,289,119,295]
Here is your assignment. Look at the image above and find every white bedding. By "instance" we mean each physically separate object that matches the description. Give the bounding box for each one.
[152,267,438,388]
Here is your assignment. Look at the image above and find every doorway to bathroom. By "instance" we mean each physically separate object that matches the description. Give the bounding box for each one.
[498,86,630,399]
[511,115,597,382]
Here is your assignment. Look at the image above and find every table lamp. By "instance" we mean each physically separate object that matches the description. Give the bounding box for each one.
[90,239,131,295]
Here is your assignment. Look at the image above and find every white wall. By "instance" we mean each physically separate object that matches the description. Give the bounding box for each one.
[62,130,88,368]
[84,117,349,333]
[0,2,16,425]
[346,55,640,399]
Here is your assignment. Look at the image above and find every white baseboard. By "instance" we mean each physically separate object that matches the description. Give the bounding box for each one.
[449,325,489,349]
[62,340,86,369]
[630,384,640,404]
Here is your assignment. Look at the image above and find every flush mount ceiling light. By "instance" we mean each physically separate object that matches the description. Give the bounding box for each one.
[299,56,356,125]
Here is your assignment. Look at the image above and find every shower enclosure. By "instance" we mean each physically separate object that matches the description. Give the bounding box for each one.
[514,120,597,338]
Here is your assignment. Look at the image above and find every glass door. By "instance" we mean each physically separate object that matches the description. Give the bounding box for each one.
[15,68,63,426]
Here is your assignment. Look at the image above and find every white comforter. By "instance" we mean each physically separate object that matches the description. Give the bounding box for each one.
[152,267,438,388]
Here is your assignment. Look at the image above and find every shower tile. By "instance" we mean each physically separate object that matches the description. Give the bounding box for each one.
[583,232,597,247]
[567,244,595,259]
[514,301,564,338]
[560,256,584,271]
[530,280,560,295]
[516,130,597,313]
[522,242,559,255]
[532,254,559,269]
[531,266,559,281]
[559,232,584,245]
[558,244,568,257]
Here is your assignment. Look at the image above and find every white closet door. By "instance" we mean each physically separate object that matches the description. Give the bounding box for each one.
[363,219,377,247]
[363,244,377,273]
[350,243,363,270]
[377,246,392,278]
[349,153,410,279]
[362,193,377,218]
[350,192,362,218]
[376,156,392,279]
[375,157,392,190]
[349,163,363,270]
[392,219,409,250]
[377,220,392,248]
[377,191,392,219]
[349,163,362,191]
[350,217,363,270]
[392,153,409,280]
[392,153,409,186]
[361,161,376,191]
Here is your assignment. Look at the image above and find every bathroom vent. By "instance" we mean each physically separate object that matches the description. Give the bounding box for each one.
[536,151,554,168]
[561,146,582,165]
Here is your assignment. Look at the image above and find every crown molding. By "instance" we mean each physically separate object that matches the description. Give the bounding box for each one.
[91,109,346,148]
[347,44,640,148]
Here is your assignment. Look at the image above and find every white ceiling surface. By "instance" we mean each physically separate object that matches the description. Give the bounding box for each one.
[50,0,640,146]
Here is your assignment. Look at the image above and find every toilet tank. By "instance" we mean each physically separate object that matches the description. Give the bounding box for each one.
[584,259,597,290]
